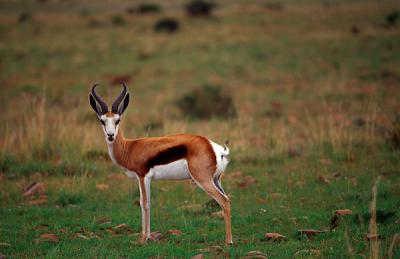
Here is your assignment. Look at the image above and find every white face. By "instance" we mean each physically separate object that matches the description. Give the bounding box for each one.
[99,113,121,143]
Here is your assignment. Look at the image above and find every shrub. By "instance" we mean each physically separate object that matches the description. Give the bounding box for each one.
[0,153,17,173]
[57,189,83,207]
[111,15,126,26]
[18,12,33,23]
[185,0,216,17]
[386,10,399,27]
[154,18,179,33]
[388,114,400,149]
[88,19,103,28]
[127,3,161,15]
[175,84,236,119]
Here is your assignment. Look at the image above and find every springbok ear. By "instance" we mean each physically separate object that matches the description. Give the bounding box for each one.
[118,92,130,115]
[89,93,103,116]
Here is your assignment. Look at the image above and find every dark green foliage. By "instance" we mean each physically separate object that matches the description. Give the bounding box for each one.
[127,3,161,15]
[388,114,400,149]
[154,18,179,33]
[0,153,17,173]
[386,10,399,26]
[185,0,216,17]
[18,12,33,23]
[175,84,237,119]
[111,15,126,26]
[56,190,83,207]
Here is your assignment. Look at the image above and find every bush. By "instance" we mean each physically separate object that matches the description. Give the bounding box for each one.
[0,153,17,173]
[127,3,161,15]
[175,84,237,119]
[388,114,400,149]
[154,18,179,33]
[111,15,126,26]
[185,0,216,17]
[386,10,399,27]
[18,12,33,23]
[57,189,84,207]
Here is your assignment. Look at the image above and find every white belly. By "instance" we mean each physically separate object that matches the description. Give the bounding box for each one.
[151,159,191,180]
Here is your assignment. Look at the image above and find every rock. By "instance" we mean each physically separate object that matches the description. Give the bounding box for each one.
[113,223,129,229]
[110,223,133,235]
[39,233,59,243]
[244,250,268,258]
[264,232,288,241]
[23,182,46,196]
[167,229,182,236]
[96,216,112,225]
[74,233,90,240]
[317,175,331,184]
[335,209,352,216]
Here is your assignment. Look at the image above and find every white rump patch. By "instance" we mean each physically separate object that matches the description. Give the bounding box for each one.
[150,159,191,180]
[209,140,230,175]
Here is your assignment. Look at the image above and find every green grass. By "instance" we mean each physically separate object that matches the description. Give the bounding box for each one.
[0,0,400,257]
[1,147,399,257]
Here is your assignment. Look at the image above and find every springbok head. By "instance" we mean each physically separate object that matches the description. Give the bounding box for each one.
[89,83,130,143]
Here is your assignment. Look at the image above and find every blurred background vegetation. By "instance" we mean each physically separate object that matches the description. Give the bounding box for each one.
[0,0,399,257]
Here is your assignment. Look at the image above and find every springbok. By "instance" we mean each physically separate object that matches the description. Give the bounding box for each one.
[89,83,232,244]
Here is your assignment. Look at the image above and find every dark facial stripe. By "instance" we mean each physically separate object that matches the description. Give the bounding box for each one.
[146,145,188,170]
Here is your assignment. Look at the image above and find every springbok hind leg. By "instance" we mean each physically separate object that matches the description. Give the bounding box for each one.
[195,179,233,244]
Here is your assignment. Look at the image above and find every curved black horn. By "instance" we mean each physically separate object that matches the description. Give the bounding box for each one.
[111,82,127,114]
[91,84,108,114]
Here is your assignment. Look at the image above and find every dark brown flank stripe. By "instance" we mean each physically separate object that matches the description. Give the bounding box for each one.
[146,145,188,171]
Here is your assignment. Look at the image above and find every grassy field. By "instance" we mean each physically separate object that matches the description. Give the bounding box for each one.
[1,0,400,258]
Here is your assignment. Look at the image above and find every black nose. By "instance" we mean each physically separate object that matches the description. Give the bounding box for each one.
[107,133,114,137]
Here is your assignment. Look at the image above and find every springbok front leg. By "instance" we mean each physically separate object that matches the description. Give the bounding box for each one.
[138,176,151,243]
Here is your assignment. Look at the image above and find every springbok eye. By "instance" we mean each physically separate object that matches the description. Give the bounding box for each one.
[115,119,120,125]
[100,120,105,126]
